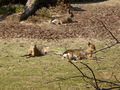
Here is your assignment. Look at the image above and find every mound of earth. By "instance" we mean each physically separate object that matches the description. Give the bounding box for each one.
[0,0,120,40]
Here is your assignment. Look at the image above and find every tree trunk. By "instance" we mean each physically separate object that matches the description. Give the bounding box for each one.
[20,0,68,21]
[0,0,69,21]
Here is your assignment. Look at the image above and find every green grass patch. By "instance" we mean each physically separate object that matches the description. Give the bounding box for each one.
[0,38,119,90]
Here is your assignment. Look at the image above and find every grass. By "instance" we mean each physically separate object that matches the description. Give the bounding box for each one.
[0,38,120,90]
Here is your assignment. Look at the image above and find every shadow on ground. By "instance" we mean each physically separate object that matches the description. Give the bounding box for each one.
[70,0,108,4]
[71,6,86,11]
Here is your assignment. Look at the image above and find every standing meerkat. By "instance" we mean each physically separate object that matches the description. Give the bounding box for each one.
[51,9,74,25]
[85,42,96,58]
[62,42,96,60]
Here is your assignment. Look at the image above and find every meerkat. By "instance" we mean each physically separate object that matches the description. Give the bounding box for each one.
[62,49,86,60]
[51,9,74,25]
[62,42,96,60]
[85,42,96,58]
[22,44,49,57]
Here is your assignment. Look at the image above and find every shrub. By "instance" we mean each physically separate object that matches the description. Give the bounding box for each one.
[36,7,51,18]
[0,5,15,14]
[15,5,24,13]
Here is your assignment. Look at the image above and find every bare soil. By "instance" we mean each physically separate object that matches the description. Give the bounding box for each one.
[0,0,120,40]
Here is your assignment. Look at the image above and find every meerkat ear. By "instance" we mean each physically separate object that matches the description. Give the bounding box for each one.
[88,42,91,46]
[34,44,37,47]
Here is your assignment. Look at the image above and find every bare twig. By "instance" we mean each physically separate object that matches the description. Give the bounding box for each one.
[81,62,100,90]
[114,75,120,83]
[101,86,120,90]
[69,61,85,77]
[91,19,120,54]
[47,74,120,87]
[68,61,120,89]
[96,19,120,43]
[68,60,89,84]
[94,43,117,54]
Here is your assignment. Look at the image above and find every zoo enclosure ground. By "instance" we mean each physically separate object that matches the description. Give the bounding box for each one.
[0,0,120,90]
[0,0,120,40]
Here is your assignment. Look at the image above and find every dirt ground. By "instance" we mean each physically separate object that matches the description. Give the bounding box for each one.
[0,0,120,40]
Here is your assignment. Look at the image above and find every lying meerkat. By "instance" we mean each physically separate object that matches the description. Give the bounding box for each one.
[62,42,96,60]
[22,44,49,57]
[51,9,74,25]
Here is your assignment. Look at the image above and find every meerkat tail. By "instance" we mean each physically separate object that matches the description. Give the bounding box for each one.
[52,52,63,56]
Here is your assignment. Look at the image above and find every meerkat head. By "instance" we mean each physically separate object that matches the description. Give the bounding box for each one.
[86,42,96,55]
[41,46,49,54]
[68,9,74,18]
[30,43,37,49]
[88,42,96,51]
[84,42,96,58]
[30,42,36,47]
